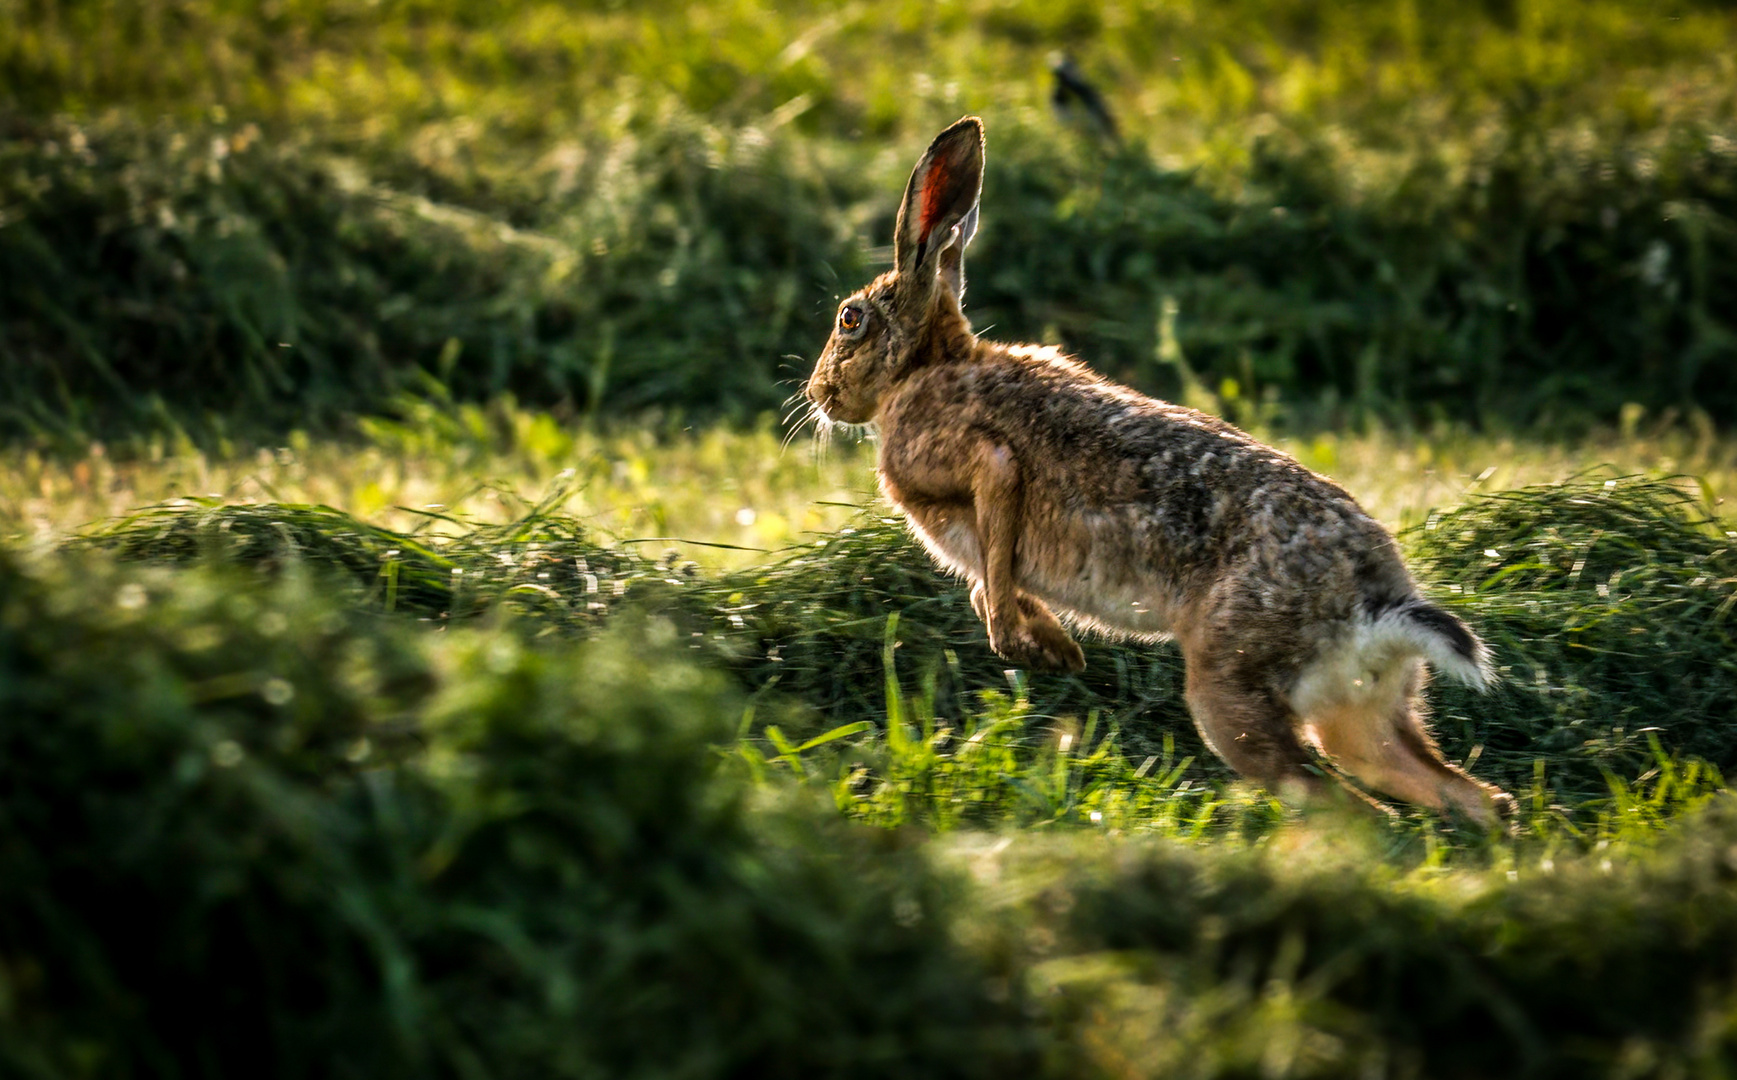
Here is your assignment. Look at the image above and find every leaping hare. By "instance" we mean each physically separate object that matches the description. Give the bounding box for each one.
[804,117,1513,825]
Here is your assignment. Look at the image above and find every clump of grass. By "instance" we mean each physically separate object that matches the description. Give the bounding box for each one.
[1408,472,1737,794]
[78,489,670,627]
[988,791,1737,1076]
[77,474,1737,809]
[0,111,863,442]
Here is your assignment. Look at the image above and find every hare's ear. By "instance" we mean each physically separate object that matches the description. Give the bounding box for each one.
[893,116,984,304]
[937,202,979,304]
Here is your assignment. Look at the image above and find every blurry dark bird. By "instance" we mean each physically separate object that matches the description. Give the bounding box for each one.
[1048,53,1118,144]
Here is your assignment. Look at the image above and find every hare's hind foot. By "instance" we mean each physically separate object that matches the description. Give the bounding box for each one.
[1305,697,1514,831]
[971,583,1086,673]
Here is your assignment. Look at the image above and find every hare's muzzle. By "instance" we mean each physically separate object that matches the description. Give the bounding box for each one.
[805,336,881,425]
[804,373,834,418]
[804,349,847,422]
[806,375,870,425]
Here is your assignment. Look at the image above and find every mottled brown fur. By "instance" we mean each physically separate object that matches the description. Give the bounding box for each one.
[805,117,1513,825]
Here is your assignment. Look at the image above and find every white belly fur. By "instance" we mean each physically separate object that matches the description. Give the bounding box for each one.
[905,514,982,581]
[907,506,1176,643]
[1028,567,1176,642]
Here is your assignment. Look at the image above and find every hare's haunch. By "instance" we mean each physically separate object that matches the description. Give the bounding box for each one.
[805,116,1512,826]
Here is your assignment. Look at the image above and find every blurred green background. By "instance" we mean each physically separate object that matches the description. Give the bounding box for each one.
[3,0,1735,441]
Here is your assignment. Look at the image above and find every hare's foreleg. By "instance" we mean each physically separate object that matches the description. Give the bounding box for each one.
[970,444,1085,673]
[969,584,1082,668]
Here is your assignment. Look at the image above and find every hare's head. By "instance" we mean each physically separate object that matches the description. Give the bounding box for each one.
[806,116,985,425]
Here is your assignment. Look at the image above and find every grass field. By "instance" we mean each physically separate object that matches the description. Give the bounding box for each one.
[7,411,1737,1074]
[7,0,1737,1075]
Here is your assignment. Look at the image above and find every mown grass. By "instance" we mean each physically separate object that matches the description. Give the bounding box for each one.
[5,398,1734,563]
[64,469,1737,812]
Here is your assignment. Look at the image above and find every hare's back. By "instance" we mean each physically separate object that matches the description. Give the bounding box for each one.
[975,360,1412,627]
[1003,365,1376,550]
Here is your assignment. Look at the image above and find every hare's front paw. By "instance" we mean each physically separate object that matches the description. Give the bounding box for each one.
[990,619,1086,674]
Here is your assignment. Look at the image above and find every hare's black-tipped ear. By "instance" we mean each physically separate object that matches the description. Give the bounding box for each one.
[893,116,984,302]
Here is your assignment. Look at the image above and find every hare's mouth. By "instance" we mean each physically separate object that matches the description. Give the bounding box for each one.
[813,397,871,427]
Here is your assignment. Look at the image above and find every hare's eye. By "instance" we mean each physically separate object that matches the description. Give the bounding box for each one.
[838,305,864,333]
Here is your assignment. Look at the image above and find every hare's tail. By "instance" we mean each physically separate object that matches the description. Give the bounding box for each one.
[1369,598,1494,690]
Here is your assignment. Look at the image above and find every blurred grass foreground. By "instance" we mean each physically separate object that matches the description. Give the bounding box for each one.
[1,0,1736,439]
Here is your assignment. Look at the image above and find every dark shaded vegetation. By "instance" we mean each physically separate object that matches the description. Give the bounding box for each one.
[3,109,1734,442]
[0,549,1051,1079]
[982,123,1737,428]
[0,113,863,439]
[83,474,1737,808]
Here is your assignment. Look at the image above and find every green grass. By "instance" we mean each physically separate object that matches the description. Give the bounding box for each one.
[58,463,1737,810]
[983,794,1737,1078]
[0,549,1053,1079]
[5,398,1734,562]
[3,410,1736,1075]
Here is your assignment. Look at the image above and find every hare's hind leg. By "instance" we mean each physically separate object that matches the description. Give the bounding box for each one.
[1304,676,1512,827]
[1183,658,1336,808]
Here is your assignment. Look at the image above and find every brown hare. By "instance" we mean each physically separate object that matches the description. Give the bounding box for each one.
[804,116,1513,825]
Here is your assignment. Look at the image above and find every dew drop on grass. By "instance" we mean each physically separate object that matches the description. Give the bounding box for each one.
[892,894,922,927]
[211,740,244,768]
[487,639,518,673]
[261,677,294,706]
